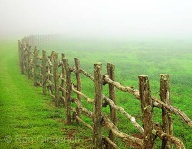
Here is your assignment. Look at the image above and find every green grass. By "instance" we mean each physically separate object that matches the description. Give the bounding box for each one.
[0,40,92,149]
[38,37,192,148]
[1,37,192,148]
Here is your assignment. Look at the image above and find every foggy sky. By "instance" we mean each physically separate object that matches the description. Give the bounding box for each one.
[1,0,192,38]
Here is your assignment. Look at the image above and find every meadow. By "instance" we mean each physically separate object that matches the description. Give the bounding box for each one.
[39,36,192,148]
[0,37,192,148]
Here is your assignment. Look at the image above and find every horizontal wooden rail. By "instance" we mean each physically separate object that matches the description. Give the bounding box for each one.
[74,99,93,118]
[102,136,120,149]
[72,85,94,103]
[152,97,192,128]
[103,95,144,133]
[104,75,140,99]
[103,115,143,148]
[104,75,192,128]
[76,116,93,131]
[79,68,94,81]
[153,125,185,149]
[71,108,93,131]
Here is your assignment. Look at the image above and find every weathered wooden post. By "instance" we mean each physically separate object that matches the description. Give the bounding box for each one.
[61,53,66,105]
[63,58,72,124]
[41,50,47,95]
[160,74,173,149]
[33,47,39,86]
[49,51,54,93]
[53,53,60,107]
[20,43,25,74]
[93,63,103,149]
[23,44,27,73]
[26,44,31,79]
[107,63,116,149]
[138,75,154,149]
[74,58,82,122]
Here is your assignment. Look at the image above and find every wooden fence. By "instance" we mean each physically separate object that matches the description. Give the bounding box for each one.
[18,36,192,149]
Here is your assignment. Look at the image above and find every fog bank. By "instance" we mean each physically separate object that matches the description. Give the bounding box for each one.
[1,0,192,39]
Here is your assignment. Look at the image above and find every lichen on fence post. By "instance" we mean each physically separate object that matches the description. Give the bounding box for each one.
[138,75,155,149]
[93,62,103,149]
[63,58,72,124]
[41,50,47,95]
[160,74,173,149]
[107,63,116,149]
[74,58,82,123]
[53,53,60,107]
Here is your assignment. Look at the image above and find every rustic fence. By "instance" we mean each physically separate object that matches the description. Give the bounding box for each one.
[18,35,192,149]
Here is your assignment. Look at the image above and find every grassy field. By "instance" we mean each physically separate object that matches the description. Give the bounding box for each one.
[0,40,93,149]
[38,37,192,148]
[0,37,192,148]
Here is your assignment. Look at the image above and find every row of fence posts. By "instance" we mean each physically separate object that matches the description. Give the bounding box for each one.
[18,39,175,149]
[22,35,52,47]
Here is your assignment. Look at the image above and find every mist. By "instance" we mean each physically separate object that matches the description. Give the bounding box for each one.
[1,0,192,39]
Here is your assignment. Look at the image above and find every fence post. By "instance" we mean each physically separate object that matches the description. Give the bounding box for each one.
[160,74,173,149]
[33,47,38,86]
[63,59,72,124]
[61,53,66,105]
[74,58,82,123]
[93,63,103,149]
[18,40,22,71]
[49,51,54,93]
[107,63,116,149]
[20,43,25,74]
[53,53,60,107]
[23,44,27,73]
[138,75,154,149]
[26,44,31,79]
[42,50,47,95]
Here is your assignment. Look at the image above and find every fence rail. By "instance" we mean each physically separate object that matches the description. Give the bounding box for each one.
[18,35,192,149]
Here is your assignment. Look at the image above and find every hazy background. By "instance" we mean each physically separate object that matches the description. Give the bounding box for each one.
[1,0,192,39]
